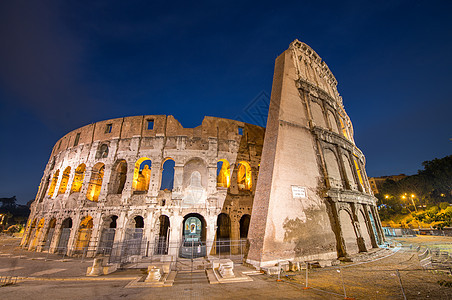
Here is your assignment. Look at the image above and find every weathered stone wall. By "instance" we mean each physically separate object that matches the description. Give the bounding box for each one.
[22,115,264,256]
[247,40,384,267]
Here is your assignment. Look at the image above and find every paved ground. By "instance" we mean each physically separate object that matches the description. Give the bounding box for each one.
[1,236,452,299]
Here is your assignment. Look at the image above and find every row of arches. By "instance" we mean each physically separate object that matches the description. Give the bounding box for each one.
[338,206,380,256]
[216,160,252,190]
[44,157,255,202]
[323,147,370,193]
[309,97,353,141]
[23,212,252,257]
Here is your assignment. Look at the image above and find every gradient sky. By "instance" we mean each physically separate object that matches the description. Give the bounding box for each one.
[1,0,451,204]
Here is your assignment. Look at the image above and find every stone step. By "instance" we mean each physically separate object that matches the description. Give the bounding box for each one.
[174,271,209,285]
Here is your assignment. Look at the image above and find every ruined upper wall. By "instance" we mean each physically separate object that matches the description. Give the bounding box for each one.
[50,115,264,158]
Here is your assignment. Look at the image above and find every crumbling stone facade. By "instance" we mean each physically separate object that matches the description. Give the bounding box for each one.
[21,115,264,257]
[247,40,384,267]
[22,40,384,267]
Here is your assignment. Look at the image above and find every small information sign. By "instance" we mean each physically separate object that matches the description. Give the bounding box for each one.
[292,186,307,199]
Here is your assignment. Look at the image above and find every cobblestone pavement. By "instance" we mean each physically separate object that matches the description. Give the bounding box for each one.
[1,236,452,299]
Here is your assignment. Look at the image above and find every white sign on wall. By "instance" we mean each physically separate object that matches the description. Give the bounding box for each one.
[292,186,307,199]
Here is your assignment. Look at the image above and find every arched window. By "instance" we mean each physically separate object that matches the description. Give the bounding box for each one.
[132,158,151,192]
[339,210,359,255]
[311,101,326,128]
[58,166,71,195]
[217,159,230,188]
[340,118,350,139]
[71,164,86,194]
[160,159,175,190]
[86,163,105,201]
[324,148,342,188]
[75,216,93,252]
[353,158,366,192]
[328,110,339,134]
[109,160,127,194]
[47,170,60,197]
[240,214,251,239]
[237,161,252,191]
[342,154,357,190]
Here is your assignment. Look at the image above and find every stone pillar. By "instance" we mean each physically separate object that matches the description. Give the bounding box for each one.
[168,215,182,257]
[88,212,103,257]
[351,203,367,252]
[148,159,162,199]
[49,219,63,253]
[172,164,184,199]
[363,204,378,248]
[78,165,93,202]
[67,212,82,256]
[207,165,218,195]
[99,163,113,202]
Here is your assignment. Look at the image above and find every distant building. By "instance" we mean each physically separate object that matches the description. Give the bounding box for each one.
[369,174,407,195]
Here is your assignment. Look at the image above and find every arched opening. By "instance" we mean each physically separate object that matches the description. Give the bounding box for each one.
[98,215,118,254]
[96,143,109,159]
[39,175,51,202]
[155,215,170,255]
[108,160,127,194]
[353,158,366,192]
[47,170,60,197]
[216,213,231,254]
[70,164,86,194]
[217,159,231,188]
[160,158,175,190]
[339,118,350,139]
[339,210,359,255]
[30,218,45,250]
[75,216,93,253]
[57,218,72,253]
[239,214,251,239]
[86,163,105,201]
[237,161,252,191]
[43,218,57,251]
[328,110,339,134]
[342,154,356,190]
[180,213,207,258]
[123,216,145,257]
[358,210,372,250]
[368,210,381,245]
[133,158,152,193]
[311,101,326,128]
[24,218,37,247]
[58,166,71,195]
[324,148,342,188]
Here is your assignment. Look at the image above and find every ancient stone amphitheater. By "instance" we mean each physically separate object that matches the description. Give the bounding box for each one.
[22,40,384,268]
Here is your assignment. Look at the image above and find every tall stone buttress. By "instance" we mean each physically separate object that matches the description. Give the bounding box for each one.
[247,40,384,267]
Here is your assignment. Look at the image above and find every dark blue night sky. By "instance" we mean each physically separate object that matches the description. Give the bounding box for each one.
[0,0,451,204]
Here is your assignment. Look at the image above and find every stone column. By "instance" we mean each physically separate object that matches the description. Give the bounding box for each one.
[99,163,113,202]
[172,164,184,199]
[49,219,63,253]
[350,203,367,252]
[67,212,82,256]
[88,212,103,257]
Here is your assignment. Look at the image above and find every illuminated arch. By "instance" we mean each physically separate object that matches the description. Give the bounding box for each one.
[30,218,45,249]
[47,170,60,197]
[132,157,152,192]
[58,166,71,195]
[86,163,105,201]
[217,159,231,188]
[237,161,252,191]
[70,164,86,194]
[75,215,93,252]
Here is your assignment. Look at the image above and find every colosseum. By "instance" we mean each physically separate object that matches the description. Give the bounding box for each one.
[21,40,385,269]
